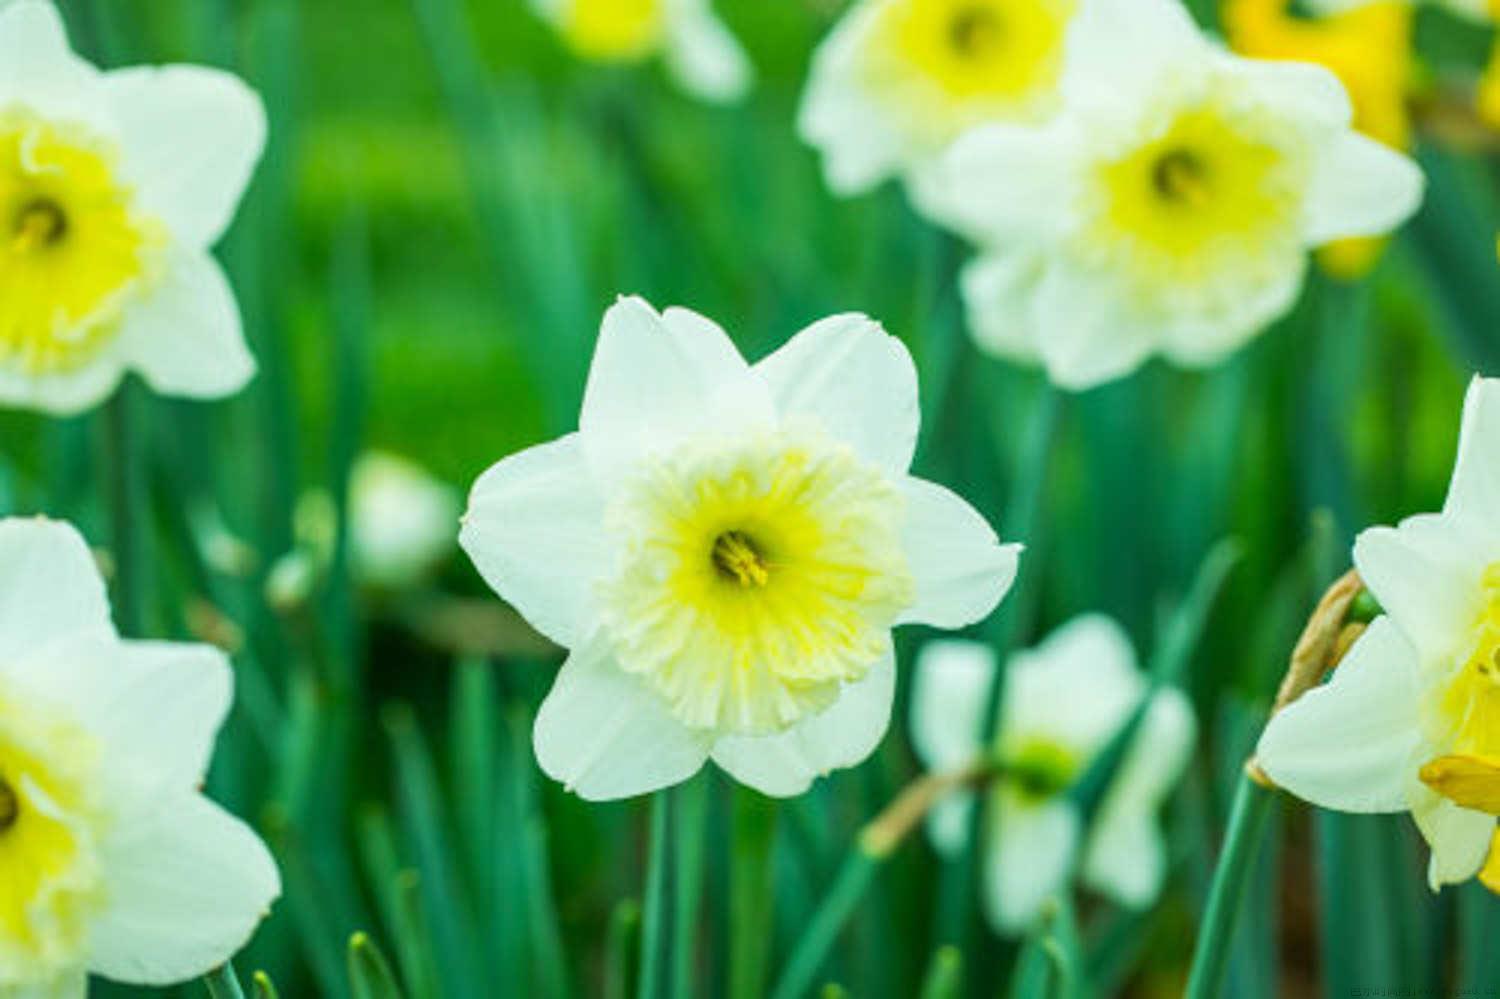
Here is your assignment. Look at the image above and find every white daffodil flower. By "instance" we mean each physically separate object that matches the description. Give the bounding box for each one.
[799,0,1077,197]
[0,0,265,415]
[351,451,461,591]
[528,0,752,104]
[1257,377,1500,891]
[0,517,279,996]
[910,619,1195,934]
[924,0,1424,390]
[460,296,1019,801]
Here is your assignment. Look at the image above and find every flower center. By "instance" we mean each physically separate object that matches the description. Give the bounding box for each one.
[602,430,915,735]
[883,0,1075,106]
[1151,149,1212,208]
[711,530,771,588]
[0,111,160,375]
[1003,738,1079,803]
[1434,564,1500,761]
[948,5,1003,59]
[11,199,66,252]
[0,774,15,833]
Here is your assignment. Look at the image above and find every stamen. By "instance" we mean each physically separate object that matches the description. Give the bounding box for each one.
[0,774,17,833]
[1152,149,1211,208]
[712,530,771,588]
[11,198,67,252]
[949,6,1002,58]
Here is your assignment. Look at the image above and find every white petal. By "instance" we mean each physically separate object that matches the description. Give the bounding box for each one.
[1107,687,1197,811]
[0,343,128,415]
[1003,614,1143,752]
[122,250,256,400]
[1081,811,1165,910]
[1409,780,1493,890]
[580,297,764,483]
[1154,254,1307,369]
[659,306,771,425]
[1232,54,1352,134]
[1444,377,1500,541]
[755,313,920,474]
[796,5,907,196]
[909,640,996,773]
[897,478,1019,629]
[925,794,976,858]
[959,251,1046,364]
[0,1,102,120]
[1030,266,1158,390]
[1058,0,1205,113]
[1256,617,1422,812]
[982,795,1079,935]
[663,4,752,104]
[1303,133,1424,246]
[106,65,266,249]
[533,643,710,800]
[1353,516,1488,668]
[930,124,1074,244]
[460,433,607,648]
[88,794,279,985]
[711,654,895,797]
[0,518,112,672]
[6,969,88,999]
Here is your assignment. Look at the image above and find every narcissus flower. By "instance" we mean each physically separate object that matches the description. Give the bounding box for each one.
[351,451,461,591]
[925,0,1424,389]
[1258,377,1500,890]
[0,517,279,994]
[0,1,265,414]
[1223,0,1414,280]
[461,297,1019,800]
[799,0,1078,196]
[528,0,752,104]
[910,619,1195,933]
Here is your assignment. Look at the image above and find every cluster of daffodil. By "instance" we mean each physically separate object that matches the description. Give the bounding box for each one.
[801,0,1424,389]
[0,2,280,995]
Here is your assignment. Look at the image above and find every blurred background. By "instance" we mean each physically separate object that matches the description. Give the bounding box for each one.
[19,0,1500,995]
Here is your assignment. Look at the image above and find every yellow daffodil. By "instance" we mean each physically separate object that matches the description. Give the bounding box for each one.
[0,517,279,994]
[923,0,1424,390]
[0,1,265,414]
[460,297,1020,800]
[529,0,752,104]
[910,620,1194,933]
[1258,377,1500,890]
[1224,0,1414,279]
[799,0,1078,197]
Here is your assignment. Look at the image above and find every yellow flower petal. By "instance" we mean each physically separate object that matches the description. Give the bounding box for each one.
[1419,754,1500,815]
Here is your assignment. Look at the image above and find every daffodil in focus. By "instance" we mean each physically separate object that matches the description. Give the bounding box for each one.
[528,0,752,104]
[1258,377,1500,890]
[0,517,280,995]
[799,0,1078,196]
[926,0,1425,390]
[351,451,461,591]
[0,1,265,414]
[460,296,1019,800]
[909,619,1195,933]
[1223,0,1414,279]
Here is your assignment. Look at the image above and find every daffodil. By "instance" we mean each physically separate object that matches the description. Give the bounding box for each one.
[0,517,279,995]
[909,619,1195,933]
[1223,0,1414,280]
[528,0,752,104]
[1257,376,1500,890]
[460,296,1019,801]
[924,0,1424,390]
[0,1,265,415]
[799,0,1078,197]
[351,451,461,591]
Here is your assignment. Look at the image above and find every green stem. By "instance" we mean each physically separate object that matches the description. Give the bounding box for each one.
[1185,775,1278,999]
[730,788,778,999]
[103,384,146,637]
[671,777,708,999]
[204,963,247,999]
[638,790,672,999]
[770,851,879,999]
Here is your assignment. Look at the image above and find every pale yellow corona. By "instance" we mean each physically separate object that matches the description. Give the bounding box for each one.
[0,113,158,375]
[601,430,915,734]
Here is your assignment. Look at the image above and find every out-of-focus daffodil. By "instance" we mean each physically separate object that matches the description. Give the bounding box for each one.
[1224,0,1414,280]
[909,620,1195,934]
[1258,377,1500,890]
[0,518,279,994]
[460,297,1019,800]
[798,0,1079,198]
[0,1,264,414]
[528,0,753,104]
[351,451,461,591]
[923,0,1425,390]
